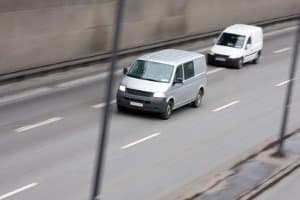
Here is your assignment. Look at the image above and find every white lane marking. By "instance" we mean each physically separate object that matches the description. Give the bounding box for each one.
[110,99,116,104]
[196,47,211,52]
[264,26,297,37]
[276,80,291,87]
[275,78,298,87]
[274,47,291,54]
[213,100,240,112]
[15,117,63,133]
[56,74,107,88]
[92,102,106,109]
[207,68,225,75]
[121,133,160,149]
[0,87,51,106]
[92,100,116,109]
[0,183,38,200]
[56,69,123,88]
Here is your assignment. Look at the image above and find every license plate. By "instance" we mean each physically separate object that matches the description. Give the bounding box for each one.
[130,101,143,107]
[215,57,226,61]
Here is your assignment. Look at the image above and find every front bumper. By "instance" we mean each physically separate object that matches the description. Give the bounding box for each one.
[117,91,167,113]
[207,54,240,67]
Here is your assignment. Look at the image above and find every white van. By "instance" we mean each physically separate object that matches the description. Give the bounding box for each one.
[117,49,207,119]
[208,24,263,69]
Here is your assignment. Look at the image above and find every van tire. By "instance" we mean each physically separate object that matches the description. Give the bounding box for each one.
[117,104,126,112]
[236,58,243,69]
[192,89,204,108]
[253,51,261,64]
[160,101,173,120]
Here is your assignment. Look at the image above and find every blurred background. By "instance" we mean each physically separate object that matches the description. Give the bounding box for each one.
[0,0,299,75]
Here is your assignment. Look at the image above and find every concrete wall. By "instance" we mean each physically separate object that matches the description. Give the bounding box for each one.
[0,0,299,75]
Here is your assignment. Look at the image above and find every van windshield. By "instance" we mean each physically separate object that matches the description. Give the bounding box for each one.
[127,60,173,83]
[217,33,246,49]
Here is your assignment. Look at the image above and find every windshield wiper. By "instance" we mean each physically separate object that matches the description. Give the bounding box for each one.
[127,75,164,82]
[141,78,161,82]
[127,74,140,79]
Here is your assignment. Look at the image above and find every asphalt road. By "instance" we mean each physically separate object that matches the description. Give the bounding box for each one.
[0,27,299,200]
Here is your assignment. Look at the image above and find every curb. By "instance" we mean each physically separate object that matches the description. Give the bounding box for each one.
[239,157,300,200]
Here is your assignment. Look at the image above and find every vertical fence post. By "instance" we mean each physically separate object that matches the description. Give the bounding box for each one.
[90,1,125,199]
[275,18,300,156]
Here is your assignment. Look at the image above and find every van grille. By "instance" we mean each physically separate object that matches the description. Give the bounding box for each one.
[214,54,229,58]
[126,88,153,97]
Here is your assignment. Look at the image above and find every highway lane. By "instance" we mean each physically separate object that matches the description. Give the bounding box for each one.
[0,28,299,200]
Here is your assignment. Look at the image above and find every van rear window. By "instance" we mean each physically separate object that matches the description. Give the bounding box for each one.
[217,33,246,49]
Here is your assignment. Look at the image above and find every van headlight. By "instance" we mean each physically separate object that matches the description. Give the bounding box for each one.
[153,92,166,98]
[208,50,215,55]
[229,55,240,59]
[119,85,126,92]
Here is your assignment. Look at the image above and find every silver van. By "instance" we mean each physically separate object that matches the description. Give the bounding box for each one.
[117,49,207,119]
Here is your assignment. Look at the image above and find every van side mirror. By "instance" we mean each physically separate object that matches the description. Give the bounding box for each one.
[123,67,128,75]
[173,77,183,85]
[246,44,251,50]
[213,38,217,44]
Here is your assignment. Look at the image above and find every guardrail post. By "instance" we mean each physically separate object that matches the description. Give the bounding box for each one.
[275,18,300,157]
[90,1,125,200]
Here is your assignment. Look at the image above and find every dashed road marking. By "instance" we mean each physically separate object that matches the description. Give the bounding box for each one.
[264,26,297,37]
[92,100,116,109]
[274,47,291,54]
[276,80,291,87]
[0,183,38,200]
[196,47,212,53]
[275,78,298,87]
[213,100,240,112]
[92,102,106,109]
[121,133,160,149]
[0,87,52,106]
[110,99,116,104]
[56,69,123,89]
[14,117,63,133]
[207,68,225,75]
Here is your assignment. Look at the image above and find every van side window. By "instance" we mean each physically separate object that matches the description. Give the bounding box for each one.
[183,62,194,80]
[175,66,183,81]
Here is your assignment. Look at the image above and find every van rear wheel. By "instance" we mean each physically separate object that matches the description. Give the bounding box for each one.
[253,51,261,64]
[192,90,203,108]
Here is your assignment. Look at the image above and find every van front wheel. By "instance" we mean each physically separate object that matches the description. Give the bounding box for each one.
[117,104,126,112]
[160,101,173,120]
[236,58,243,69]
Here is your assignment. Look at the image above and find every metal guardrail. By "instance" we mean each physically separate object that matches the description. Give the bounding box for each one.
[0,14,299,82]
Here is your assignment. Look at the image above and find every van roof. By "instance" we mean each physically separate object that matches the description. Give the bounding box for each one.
[223,24,262,36]
[139,49,204,66]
